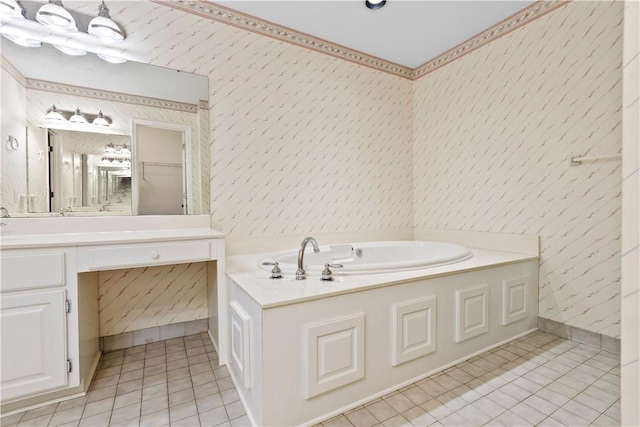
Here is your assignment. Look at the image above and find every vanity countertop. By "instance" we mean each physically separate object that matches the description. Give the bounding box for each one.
[0,215,224,250]
[227,247,538,309]
[0,228,225,250]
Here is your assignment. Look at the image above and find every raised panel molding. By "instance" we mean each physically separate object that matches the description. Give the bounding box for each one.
[502,277,530,326]
[0,289,68,400]
[392,297,437,366]
[304,313,365,399]
[455,285,490,343]
[229,301,252,389]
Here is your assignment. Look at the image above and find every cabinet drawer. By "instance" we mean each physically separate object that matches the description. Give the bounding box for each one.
[1,253,66,292]
[77,240,215,271]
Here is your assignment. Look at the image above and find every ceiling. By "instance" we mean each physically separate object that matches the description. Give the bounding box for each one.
[216,1,535,69]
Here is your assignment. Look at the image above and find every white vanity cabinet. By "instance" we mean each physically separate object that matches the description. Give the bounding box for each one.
[0,248,89,403]
[0,219,226,414]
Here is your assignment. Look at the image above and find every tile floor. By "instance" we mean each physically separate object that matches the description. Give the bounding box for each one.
[1,331,620,427]
[316,331,621,427]
[1,333,249,427]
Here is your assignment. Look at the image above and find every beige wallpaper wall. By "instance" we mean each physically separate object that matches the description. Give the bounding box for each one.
[412,1,623,338]
[98,263,208,336]
[45,1,413,335]
[63,1,415,237]
[13,1,623,339]
[1,63,27,213]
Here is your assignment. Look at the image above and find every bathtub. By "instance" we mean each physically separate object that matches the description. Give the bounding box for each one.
[229,240,539,426]
[258,240,473,275]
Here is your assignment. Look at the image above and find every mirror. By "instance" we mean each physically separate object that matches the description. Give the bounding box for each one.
[1,37,209,217]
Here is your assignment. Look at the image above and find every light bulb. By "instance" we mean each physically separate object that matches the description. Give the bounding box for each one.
[69,108,87,124]
[88,2,124,42]
[36,0,77,31]
[44,105,65,121]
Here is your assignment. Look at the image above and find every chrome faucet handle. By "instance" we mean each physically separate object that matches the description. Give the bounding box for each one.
[320,263,343,282]
[262,261,283,279]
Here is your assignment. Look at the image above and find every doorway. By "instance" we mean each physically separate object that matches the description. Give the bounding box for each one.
[132,121,191,215]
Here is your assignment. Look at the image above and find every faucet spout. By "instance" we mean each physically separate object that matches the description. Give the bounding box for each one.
[296,237,320,280]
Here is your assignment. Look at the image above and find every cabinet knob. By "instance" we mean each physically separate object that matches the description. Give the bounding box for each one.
[150,251,159,259]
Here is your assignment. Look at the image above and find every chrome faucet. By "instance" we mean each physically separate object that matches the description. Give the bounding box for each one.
[296,237,320,280]
[0,207,9,218]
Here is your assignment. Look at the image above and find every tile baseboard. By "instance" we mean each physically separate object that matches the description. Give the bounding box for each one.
[100,318,208,352]
[538,317,621,354]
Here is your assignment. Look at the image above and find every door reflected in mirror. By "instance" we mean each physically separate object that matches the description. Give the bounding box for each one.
[1,39,209,217]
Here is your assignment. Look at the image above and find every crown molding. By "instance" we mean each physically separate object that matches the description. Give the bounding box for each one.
[26,79,201,113]
[153,0,414,79]
[1,56,27,87]
[155,0,570,81]
[412,0,570,79]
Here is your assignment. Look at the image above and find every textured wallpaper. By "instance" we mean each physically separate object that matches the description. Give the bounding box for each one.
[412,1,623,337]
[4,1,623,338]
[64,1,415,237]
[98,263,208,336]
[0,64,27,213]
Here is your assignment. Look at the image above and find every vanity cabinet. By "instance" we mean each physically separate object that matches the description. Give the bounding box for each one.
[0,248,86,403]
[1,289,68,400]
[0,221,226,414]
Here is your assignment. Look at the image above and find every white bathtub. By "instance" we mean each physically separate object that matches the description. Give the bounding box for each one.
[259,240,473,275]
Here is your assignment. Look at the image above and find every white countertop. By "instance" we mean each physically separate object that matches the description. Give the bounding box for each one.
[0,228,225,250]
[227,247,538,309]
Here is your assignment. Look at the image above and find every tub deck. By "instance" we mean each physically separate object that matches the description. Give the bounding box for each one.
[227,246,538,308]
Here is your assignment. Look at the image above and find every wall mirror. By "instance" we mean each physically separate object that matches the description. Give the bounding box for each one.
[1,38,209,217]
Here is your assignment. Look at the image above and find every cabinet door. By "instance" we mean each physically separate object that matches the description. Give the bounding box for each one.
[1,289,68,401]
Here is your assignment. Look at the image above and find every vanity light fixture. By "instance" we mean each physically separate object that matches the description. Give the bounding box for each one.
[69,108,87,124]
[1,1,127,63]
[92,111,110,126]
[44,106,112,128]
[0,0,25,19]
[88,1,124,42]
[36,0,77,32]
[2,33,41,47]
[44,104,65,121]
[365,0,386,10]
[53,44,87,56]
[96,53,127,64]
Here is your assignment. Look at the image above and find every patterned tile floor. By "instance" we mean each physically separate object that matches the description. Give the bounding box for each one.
[1,331,620,427]
[317,331,621,427]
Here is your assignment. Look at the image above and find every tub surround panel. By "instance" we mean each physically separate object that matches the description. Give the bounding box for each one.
[233,260,539,426]
[412,1,623,338]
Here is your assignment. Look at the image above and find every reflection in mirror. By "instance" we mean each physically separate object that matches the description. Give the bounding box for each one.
[46,129,132,214]
[1,36,209,217]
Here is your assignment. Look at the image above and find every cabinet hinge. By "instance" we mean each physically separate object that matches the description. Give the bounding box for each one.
[65,300,71,313]
[67,359,72,373]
